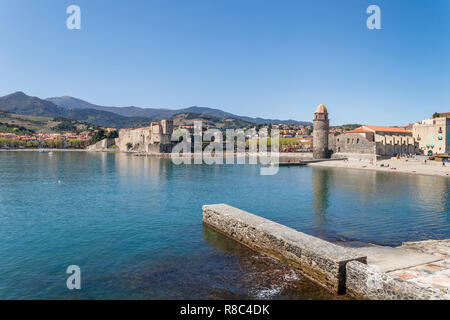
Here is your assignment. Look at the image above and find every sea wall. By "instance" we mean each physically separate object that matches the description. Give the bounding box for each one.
[346,261,449,300]
[202,204,367,293]
[117,127,152,152]
[86,138,118,151]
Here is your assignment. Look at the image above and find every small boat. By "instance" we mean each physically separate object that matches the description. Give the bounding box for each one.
[48,152,54,156]
[39,150,47,154]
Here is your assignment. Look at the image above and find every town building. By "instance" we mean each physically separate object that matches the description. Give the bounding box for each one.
[329,125,417,157]
[412,116,450,155]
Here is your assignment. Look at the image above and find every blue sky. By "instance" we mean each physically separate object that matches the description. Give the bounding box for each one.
[0,0,448,125]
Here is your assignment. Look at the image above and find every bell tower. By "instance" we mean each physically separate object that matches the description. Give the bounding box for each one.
[313,104,329,159]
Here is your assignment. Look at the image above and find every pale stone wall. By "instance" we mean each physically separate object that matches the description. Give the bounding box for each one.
[87,138,118,151]
[331,132,417,157]
[117,127,152,152]
[346,261,449,300]
[116,120,174,153]
[203,204,366,294]
[333,133,376,154]
[375,133,417,156]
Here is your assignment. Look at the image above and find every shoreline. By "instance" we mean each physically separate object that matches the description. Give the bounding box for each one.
[308,158,450,178]
[0,148,90,152]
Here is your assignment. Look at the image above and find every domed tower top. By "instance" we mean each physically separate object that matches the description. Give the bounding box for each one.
[314,104,328,120]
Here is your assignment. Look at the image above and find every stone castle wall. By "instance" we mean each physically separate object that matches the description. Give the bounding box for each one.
[115,121,174,153]
[330,132,417,157]
[117,127,152,152]
[331,133,376,154]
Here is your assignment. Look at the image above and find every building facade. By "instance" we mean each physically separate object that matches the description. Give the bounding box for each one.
[116,120,174,153]
[313,104,329,159]
[412,117,450,155]
[330,126,417,157]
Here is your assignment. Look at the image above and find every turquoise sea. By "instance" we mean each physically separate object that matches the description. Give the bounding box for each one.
[0,151,449,299]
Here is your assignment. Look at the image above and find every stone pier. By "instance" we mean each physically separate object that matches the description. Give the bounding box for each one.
[202,204,366,294]
[203,204,450,300]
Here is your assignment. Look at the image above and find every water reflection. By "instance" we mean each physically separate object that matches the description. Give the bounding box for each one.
[312,168,330,225]
[310,166,450,245]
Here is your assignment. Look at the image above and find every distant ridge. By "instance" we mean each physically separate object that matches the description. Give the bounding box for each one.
[0,92,311,129]
[47,96,312,126]
[0,92,152,129]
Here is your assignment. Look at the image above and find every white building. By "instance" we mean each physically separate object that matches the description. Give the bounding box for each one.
[412,117,450,155]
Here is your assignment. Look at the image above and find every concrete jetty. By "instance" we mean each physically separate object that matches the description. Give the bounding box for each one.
[203,204,366,294]
[202,204,450,300]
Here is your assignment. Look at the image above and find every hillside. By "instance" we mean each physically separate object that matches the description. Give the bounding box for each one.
[0,111,101,134]
[0,92,152,129]
[47,96,312,126]
[170,113,255,130]
[47,96,175,119]
[1,92,312,131]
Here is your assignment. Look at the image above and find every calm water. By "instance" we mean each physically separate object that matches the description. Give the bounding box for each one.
[0,151,449,299]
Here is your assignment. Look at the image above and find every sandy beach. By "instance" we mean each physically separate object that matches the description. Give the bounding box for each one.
[308,158,450,178]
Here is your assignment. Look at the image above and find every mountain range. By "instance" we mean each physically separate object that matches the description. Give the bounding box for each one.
[46,96,311,126]
[0,92,311,129]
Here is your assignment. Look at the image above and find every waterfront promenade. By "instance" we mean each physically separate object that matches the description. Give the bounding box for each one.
[309,158,450,178]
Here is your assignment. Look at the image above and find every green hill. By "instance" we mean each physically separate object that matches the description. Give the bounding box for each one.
[0,92,152,129]
[0,111,100,134]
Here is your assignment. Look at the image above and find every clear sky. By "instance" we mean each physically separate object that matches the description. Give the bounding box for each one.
[0,0,448,125]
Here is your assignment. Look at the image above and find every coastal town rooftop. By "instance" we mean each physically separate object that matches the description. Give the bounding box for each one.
[347,125,412,134]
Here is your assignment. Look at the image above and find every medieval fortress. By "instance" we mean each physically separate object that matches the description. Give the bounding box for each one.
[117,120,174,153]
[88,120,174,153]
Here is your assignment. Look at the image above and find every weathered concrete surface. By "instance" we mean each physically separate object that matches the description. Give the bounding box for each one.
[203,204,366,294]
[348,240,450,299]
[346,261,449,300]
[354,246,442,273]
[388,240,450,296]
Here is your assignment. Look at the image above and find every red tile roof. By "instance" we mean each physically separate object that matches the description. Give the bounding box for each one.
[347,126,411,134]
[363,125,411,133]
[346,128,372,133]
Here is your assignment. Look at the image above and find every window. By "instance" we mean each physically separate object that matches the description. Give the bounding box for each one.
[357,139,360,144]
